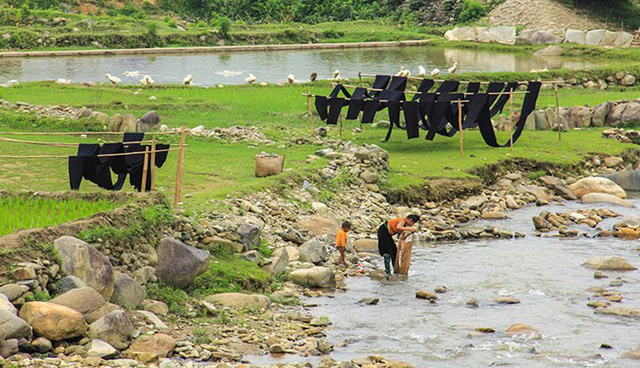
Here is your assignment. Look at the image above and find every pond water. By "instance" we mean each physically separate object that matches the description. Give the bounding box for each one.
[252,197,640,367]
[0,46,606,86]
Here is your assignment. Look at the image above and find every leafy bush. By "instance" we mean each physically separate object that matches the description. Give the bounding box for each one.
[217,16,231,38]
[458,0,487,23]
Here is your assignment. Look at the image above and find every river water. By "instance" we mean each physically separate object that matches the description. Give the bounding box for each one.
[0,46,606,86]
[253,198,640,367]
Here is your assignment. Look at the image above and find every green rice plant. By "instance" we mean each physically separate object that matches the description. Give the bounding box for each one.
[0,195,121,237]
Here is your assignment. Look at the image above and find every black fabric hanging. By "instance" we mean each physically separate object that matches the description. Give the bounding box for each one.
[403,101,421,139]
[366,75,392,98]
[486,82,505,106]
[412,79,435,101]
[124,145,149,192]
[425,93,464,141]
[315,84,351,122]
[462,93,489,129]
[325,85,352,125]
[478,82,541,147]
[346,87,367,120]
[489,82,518,117]
[113,133,145,190]
[94,143,123,190]
[155,144,170,167]
[68,143,99,190]
[362,76,407,125]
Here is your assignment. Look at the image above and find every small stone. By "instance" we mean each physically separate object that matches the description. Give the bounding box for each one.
[416,291,438,300]
[496,297,520,304]
[466,298,479,308]
[434,286,447,293]
[31,337,52,353]
[593,271,609,279]
[358,298,379,305]
[309,316,331,327]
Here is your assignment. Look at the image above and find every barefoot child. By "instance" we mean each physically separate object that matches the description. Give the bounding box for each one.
[335,221,351,267]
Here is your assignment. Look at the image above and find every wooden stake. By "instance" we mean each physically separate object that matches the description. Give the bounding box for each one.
[141,146,149,193]
[173,126,186,208]
[150,136,156,191]
[339,112,343,140]
[307,92,315,138]
[554,82,562,141]
[509,88,514,150]
[457,100,464,157]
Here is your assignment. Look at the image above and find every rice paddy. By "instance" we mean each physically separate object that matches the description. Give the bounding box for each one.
[0,195,122,236]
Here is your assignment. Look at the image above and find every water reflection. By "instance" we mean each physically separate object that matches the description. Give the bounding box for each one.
[0,46,605,86]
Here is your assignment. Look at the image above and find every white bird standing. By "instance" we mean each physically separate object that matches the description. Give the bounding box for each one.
[286,74,295,84]
[402,68,411,78]
[183,74,193,85]
[430,68,440,77]
[448,62,459,75]
[333,69,341,82]
[245,73,257,84]
[140,75,154,86]
[418,65,426,77]
[106,74,121,85]
[395,66,405,77]
[124,71,140,77]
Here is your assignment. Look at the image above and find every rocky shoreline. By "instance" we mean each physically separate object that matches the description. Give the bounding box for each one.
[1,135,640,367]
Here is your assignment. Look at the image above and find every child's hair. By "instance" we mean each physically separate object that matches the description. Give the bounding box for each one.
[342,221,352,229]
[407,214,421,223]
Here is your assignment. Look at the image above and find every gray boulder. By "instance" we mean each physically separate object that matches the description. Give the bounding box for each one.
[592,102,613,127]
[137,111,161,132]
[0,309,32,340]
[289,267,336,288]
[601,170,640,192]
[444,27,476,42]
[110,272,147,309]
[298,239,328,265]
[89,311,135,350]
[0,294,16,315]
[0,339,18,358]
[58,276,86,294]
[156,237,211,288]
[600,30,619,46]
[262,249,289,275]
[581,193,635,208]
[614,31,634,47]
[534,109,549,130]
[54,236,115,300]
[236,223,261,251]
[582,256,636,271]
[0,284,26,302]
[568,106,591,128]
[564,29,586,44]
[120,114,137,132]
[50,287,106,319]
[205,293,270,309]
[585,29,605,46]
[86,339,118,358]
[518,29,561,45]
[534,46,563,56]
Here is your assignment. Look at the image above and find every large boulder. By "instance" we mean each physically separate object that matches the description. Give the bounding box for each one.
[50,287,106,320]
[54,236,115,300]
[89,311,135,350]
[19,302,87,341]
[236,222,261,251]
[601,170,640,192]
[564,29,586,44]
[582,256,637,271]
[262,249,289,275]
[585,29,605,46]
[533,109,549,130]
[568,177,627,199]
[518,29,561,45]
[137,111,161,132]
[0,294,16,314]
[592,102,613,127]
[568,106,591,128]
[123,333,175,363]
[444,27,476,42]
[110,272,147,309]
[581,193,635,208]
[353,238,378,253]
[620,103,640,123]
[614,31,634,47]
[298,239,328,265]
[156,237,211,288]
[273,246,299,262]
[289,267,336,288]
[86,339,118,359]
[0,309,31,340]
[600,30,620,46]
[534,46,563,57]
[204,293,270,309]
[488,26,516,45]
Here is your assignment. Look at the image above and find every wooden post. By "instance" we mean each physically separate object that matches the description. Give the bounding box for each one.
[457,100,464,157]
[141,146,150,193]
[339,112,343,140]
[173,126,186,208]
[150,136,156,191]
[554,81,562,141]
[307,92,315,138]
[509,87,514,150]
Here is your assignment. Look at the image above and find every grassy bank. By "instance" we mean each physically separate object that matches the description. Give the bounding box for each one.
[0,77,637,211]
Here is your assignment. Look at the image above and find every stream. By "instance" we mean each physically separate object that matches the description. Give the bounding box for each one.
[0,46,607,86]
[252,198,640,367]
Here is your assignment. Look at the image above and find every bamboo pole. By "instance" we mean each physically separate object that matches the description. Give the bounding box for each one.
[173,126,186,208]
[339,113,343,140]
[457,100,464,157]
[509,88,514,150]
[141,146,149,193]
[307,92,315,138]
[554,81,562,142]
[356,73,564,85]
[332,83,531,96]
[0,137,153,147]
[0,131,180,136]
[0,148,179,159]
[150,136,157,191]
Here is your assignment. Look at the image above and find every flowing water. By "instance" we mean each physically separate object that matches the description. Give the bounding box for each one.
[0,46,607,86]
[252,198,640,367]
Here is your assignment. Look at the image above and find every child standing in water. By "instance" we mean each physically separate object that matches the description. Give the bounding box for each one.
[335,221,351,267]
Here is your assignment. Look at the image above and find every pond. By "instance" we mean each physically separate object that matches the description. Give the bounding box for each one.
[0,45,607,86]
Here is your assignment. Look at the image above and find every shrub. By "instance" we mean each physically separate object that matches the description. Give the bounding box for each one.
[217,16,231,38]
[458,0,487,23]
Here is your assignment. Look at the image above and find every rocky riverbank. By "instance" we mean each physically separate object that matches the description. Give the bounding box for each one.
[1,133,639,367]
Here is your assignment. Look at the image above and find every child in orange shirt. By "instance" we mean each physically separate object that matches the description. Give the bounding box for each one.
[335,221,351,267]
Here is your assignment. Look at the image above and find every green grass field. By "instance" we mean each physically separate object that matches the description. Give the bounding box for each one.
[0,194,121,236]
[0,75,637,210]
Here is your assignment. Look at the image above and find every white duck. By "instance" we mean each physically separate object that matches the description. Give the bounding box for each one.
[106,73,121,85]
[245,73,257,84]
[140,75,154,86]
[448,62,459,75]
[124,71,140,77]
[430,68,440,77]
[418,65,426,77]
[183,74,193,85]
[333,69,341,82]
[286,74,295,84]
[395,66,405,77]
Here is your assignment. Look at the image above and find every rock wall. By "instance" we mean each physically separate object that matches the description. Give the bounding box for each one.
[444,26,517,45]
